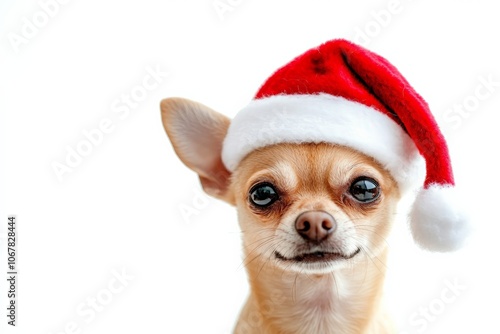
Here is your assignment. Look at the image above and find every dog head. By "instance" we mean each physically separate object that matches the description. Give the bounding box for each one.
[161,97,401,274]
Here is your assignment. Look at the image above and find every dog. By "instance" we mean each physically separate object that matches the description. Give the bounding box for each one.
[159,39,468,333]
[161,97,399,333]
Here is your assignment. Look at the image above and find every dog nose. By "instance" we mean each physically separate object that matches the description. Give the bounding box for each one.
[295,211,336,242]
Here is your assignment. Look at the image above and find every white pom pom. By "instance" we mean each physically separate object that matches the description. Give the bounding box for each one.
[409,185,471,252]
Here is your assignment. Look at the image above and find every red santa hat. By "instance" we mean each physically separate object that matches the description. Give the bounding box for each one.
[221,39,470,252]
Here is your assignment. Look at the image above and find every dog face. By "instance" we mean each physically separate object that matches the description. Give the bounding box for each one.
[161,98,401,275]
[231,143,400,274]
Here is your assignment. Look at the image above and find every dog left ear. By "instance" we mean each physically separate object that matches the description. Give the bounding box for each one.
[161,97,233,203]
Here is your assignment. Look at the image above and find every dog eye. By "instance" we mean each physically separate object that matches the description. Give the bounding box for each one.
[349,177,380,203]
[249,183,279,207]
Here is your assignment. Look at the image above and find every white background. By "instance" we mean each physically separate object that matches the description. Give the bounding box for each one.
[1,0,499,333]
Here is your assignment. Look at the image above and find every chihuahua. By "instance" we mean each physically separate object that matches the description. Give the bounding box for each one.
[161,97,400,333]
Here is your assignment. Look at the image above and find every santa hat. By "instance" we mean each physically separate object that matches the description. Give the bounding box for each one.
[221,39,470,252]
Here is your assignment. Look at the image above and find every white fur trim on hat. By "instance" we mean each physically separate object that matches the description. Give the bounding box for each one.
[409,184,471,251]
[221,94,425,193]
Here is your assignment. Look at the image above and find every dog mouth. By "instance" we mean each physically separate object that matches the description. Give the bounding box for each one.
[275,248,360,263]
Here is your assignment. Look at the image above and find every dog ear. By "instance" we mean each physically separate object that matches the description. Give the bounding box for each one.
[161,97,233,203]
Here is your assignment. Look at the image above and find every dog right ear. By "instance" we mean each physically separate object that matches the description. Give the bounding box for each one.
[160,98,233,203]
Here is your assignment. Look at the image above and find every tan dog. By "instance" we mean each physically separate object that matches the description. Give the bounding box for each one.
[161,97,400,333]
[159,39,470,333]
